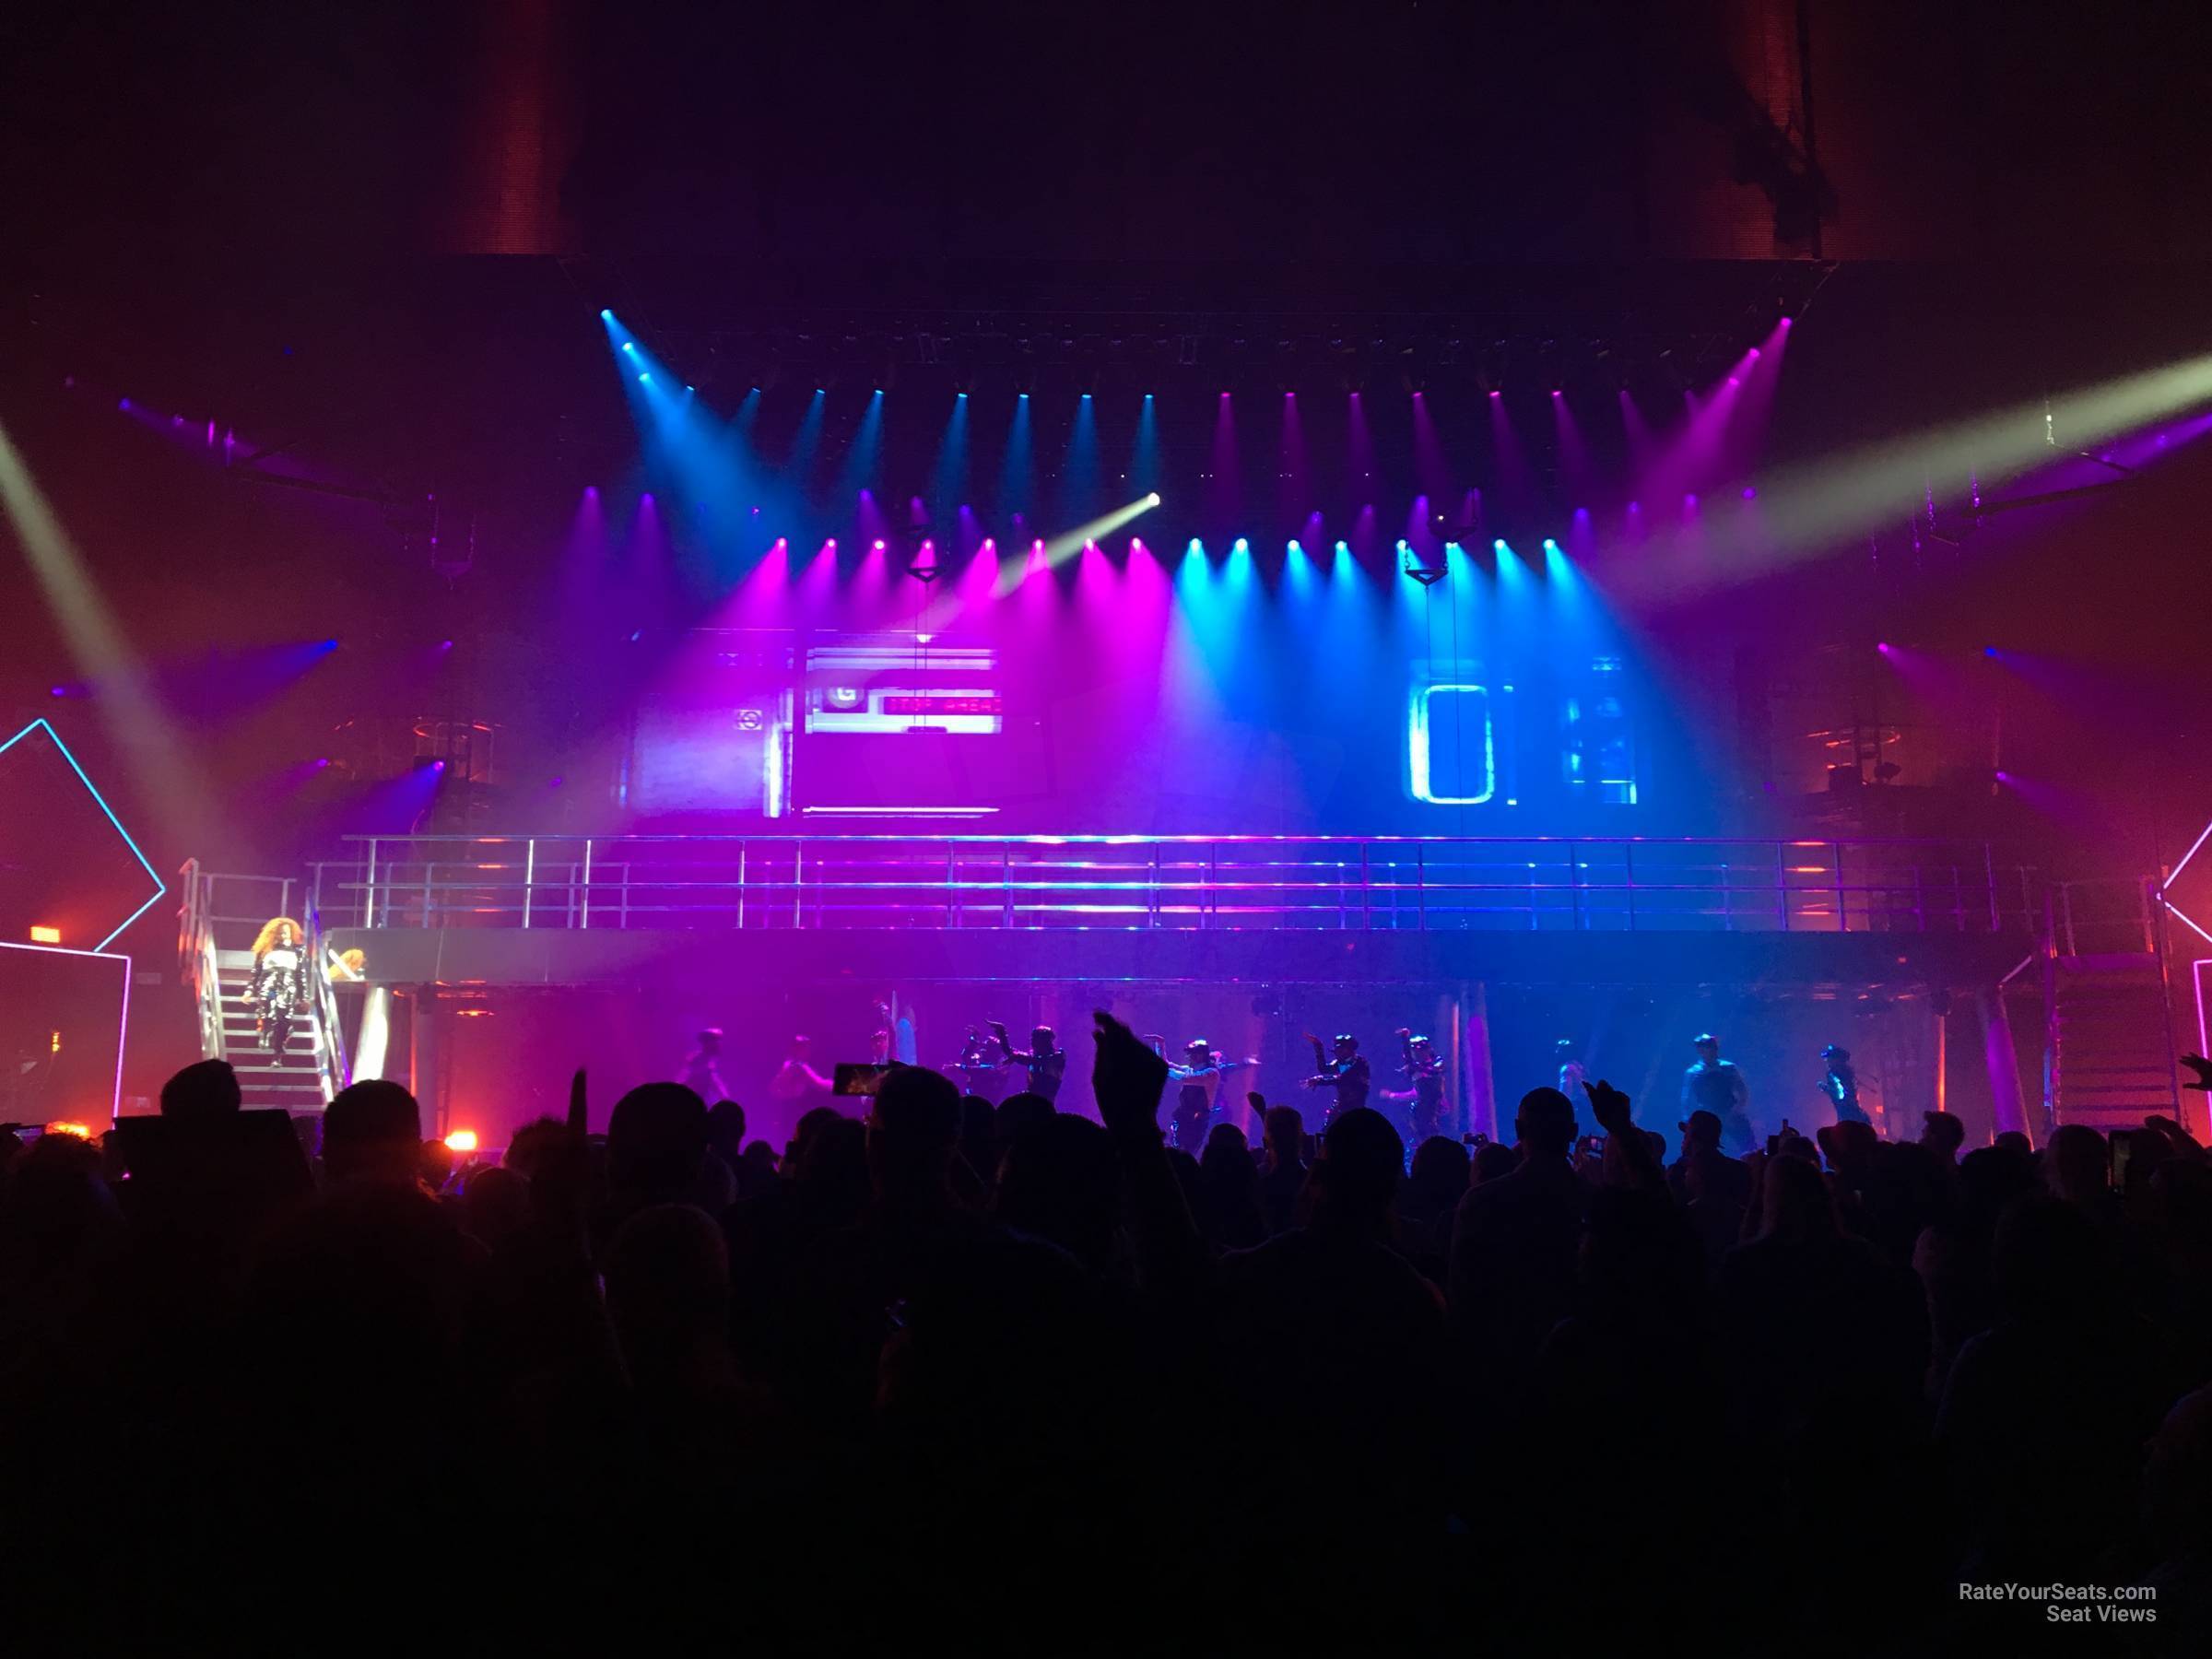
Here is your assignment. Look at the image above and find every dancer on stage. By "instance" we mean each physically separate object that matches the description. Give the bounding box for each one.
[247,917,313,1063]
[768,1034,834,1112]
[680,1027,729,1101]
[1302,1031,1371,1125]
[988,1019,1066,1102]
[1382,1028,1448,1143]
[947,1026,1003,1096]
[873,995,918,1065]
[1161,1038,1259,1153]
[1818,1043,1869,1127]
[1681,1031,1752,1154]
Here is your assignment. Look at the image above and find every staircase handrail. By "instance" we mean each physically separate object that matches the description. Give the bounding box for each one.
[304,900,351,1102]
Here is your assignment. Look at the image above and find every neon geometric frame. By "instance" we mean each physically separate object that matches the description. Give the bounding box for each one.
[0,937,131,1124]
[1407,683,1497,806]
[0,718,166,953]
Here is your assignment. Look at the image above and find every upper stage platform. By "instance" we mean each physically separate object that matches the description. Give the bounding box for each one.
[315,833,2037,990]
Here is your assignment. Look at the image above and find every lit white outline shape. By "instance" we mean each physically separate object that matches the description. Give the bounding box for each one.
[0,937,131,1124]
[1408,684,1496,806]
[0,718,167,953]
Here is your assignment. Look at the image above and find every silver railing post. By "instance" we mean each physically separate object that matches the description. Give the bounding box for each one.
[522,839,535,929]
[363,838,378,929]
[581,839,594,930]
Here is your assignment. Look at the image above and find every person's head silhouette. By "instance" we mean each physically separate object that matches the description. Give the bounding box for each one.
[1514,1087,1576,1159]
[1307,1107,1405,1236]
[159,1058,241,1124]
[866,1065,961,1204]
[322,1080,423,1186]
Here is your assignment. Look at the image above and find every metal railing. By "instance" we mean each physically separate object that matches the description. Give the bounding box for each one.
[304,899,351,1100]
[311,833,2026,935]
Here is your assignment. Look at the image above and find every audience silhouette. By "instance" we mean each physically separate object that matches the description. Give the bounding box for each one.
[3,1031,2208,1646]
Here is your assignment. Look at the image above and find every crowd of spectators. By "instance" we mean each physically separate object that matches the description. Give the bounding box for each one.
[2,1022,2209,1651]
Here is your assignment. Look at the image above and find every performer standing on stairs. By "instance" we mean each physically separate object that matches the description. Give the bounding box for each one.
[248,917,313,1065]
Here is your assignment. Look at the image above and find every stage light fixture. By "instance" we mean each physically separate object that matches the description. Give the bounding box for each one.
[1401,545,1448,586]
[444,1129,479,1154]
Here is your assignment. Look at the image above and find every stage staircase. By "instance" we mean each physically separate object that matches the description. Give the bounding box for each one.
[2042,884,2181,1136]
[177,862,345,1114]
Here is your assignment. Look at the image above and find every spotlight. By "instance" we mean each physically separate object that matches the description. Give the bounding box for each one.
[621,343,636,354]
[1288,539,1303,554]
[444,1129,479,1154]
[1232,537,1249,554]
[1492,539,1507,552]
[1742,487,1758,500]
[638,373,650,383]
[1542,538,1558,550]
[873,539,886,551]
[1334,540,1349,555]
[1146,492,1161,507]
[598,309,612,320]
[1983,645,2001,658]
